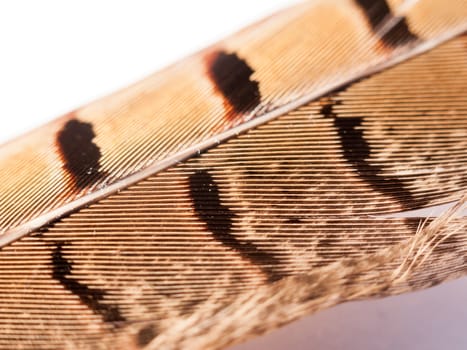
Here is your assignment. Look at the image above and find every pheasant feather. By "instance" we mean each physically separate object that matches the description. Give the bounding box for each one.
[0,1,466,349]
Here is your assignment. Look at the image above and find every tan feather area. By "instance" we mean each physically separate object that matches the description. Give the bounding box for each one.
[0,29,466,349]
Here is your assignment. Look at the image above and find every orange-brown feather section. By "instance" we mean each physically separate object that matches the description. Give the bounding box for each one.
[0,31,466,350]
[1,0,465,236]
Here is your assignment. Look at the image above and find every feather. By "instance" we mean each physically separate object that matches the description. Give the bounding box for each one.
[0,1,466,349]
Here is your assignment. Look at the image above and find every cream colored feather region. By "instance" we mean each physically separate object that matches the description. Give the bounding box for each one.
[0,1,466,350]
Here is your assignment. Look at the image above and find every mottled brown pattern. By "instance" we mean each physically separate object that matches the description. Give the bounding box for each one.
[321,100,415,206]
[188,169,283,282]
[51,241,125,323]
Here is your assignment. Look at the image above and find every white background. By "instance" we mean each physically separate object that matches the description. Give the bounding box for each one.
[0,1,297,142]
[0,2,466,349]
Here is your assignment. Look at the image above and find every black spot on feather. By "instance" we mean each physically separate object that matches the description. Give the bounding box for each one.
[179,299,200,315]
[32,225,50,238]
[286,217,303,224]
[334,117,371,166]
[355,0,418,47]
[207,51,261,115]
[57,118,103,189]
[51,242,125,323]
[355,0,392,29]
[188,169,282,282]
[137,324,157,347]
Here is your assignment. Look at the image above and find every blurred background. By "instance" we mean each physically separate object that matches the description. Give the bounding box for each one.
[0,1,465,349]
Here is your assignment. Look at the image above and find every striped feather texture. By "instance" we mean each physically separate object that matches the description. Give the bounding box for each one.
[0,1,467,349]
